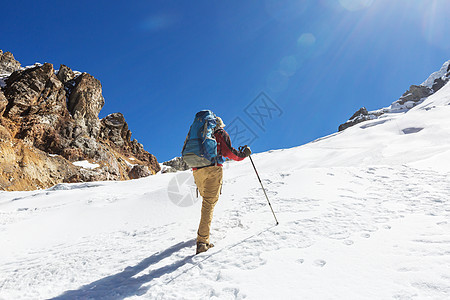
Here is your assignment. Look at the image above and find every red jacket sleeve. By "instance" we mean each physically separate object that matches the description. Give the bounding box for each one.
[214,129,246,161]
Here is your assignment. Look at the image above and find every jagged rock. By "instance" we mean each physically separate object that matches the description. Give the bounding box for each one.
[162,156,189,173]
[394,85,432,106]
[57,64,75,84]
[432,77,447,93]
[0,51,161,191]
[67,73,104,138]
[128,165,151,179]
[100,112,131,147]
[4,63,65,118]
[338,107,381,131]
[0,90,7,115]
[349,107,368,120]
[99,113,160,175]
[0,50,21,75]
[431,68,450,93]
[129,139,160,174]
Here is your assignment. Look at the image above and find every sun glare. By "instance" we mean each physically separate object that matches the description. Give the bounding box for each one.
[339,0,374,11]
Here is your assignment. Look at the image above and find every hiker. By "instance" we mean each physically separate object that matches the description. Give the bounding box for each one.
[182,111,251,254]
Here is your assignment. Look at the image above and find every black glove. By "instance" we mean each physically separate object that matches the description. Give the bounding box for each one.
[239,145,252,157]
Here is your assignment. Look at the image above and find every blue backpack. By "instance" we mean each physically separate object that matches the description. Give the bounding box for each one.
[182,110,219,168]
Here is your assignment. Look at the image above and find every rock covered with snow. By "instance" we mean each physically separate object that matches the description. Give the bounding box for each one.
[339,60,450,131]
[338,107,382,131]
[421,60,450,89]
[161,156,190,173]
[0,50,160,191]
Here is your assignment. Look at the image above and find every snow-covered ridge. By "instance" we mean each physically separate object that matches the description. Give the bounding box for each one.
[421,60,450,88]
[339,60,450,131]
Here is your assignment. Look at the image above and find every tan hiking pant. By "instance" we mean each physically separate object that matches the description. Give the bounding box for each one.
[193,165,223,244]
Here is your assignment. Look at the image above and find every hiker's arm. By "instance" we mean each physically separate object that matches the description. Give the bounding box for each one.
[217,130,246,161]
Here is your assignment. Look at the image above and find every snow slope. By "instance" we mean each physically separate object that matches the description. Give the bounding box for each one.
[1,82,450,299]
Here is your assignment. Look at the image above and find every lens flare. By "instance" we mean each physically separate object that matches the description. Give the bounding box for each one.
[421,0,450,50]
[297,33,316,47]
[339,0,373,11]
[280,56,299,77]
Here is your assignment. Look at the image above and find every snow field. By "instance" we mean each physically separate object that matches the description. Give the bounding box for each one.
[1,162,449,299]
[1,81,450,299]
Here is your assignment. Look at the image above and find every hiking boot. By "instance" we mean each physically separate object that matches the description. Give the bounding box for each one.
[196,242,214,254]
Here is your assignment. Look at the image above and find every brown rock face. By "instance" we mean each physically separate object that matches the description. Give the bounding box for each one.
[4,63,66,118]
[67,73,105,138]
[128,165,152,179]
[0,50,21,74]
[100,112,130,147]
[99,112,160,174]
[0,90,7,115]
[0,50,160,191]
[56,64,75,84]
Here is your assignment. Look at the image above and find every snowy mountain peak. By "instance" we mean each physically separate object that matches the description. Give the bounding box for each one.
[421,60,450,88]
[339,59,450,131]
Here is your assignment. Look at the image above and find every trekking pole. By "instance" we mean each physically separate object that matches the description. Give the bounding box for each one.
[249,155,279,225]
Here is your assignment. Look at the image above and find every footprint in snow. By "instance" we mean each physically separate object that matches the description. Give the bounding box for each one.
[383,225,392,229]
[361,233,371,238]
[343,240,354,246]
[314,259,326,267]
[296,258,304,264]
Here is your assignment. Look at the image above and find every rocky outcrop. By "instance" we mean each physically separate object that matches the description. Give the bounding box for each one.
[129,165,152,179]
[0,90,7,115]
[100,112,131,147]
[0,50,160,191]
[339,60,450,131]
[56,64,75,84]
[67,73,104,138]
[161,156,190,173]
[0,50,21,75]
[391,85,432,109]
[4,63,66,118]
[338,107,384,132]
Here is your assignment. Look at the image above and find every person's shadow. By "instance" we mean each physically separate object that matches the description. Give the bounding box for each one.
[52,239,196,300]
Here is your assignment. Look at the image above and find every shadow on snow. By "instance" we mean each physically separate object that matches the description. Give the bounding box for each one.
[52,239,196,300]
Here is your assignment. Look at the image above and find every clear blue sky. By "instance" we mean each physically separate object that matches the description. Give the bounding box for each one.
[1,0,449,162]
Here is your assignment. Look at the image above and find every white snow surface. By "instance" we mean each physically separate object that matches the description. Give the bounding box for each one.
[1,82,450,299]
[72,160,100,169]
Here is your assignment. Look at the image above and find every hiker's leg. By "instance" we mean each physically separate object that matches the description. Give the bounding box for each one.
[195,166,223,244]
